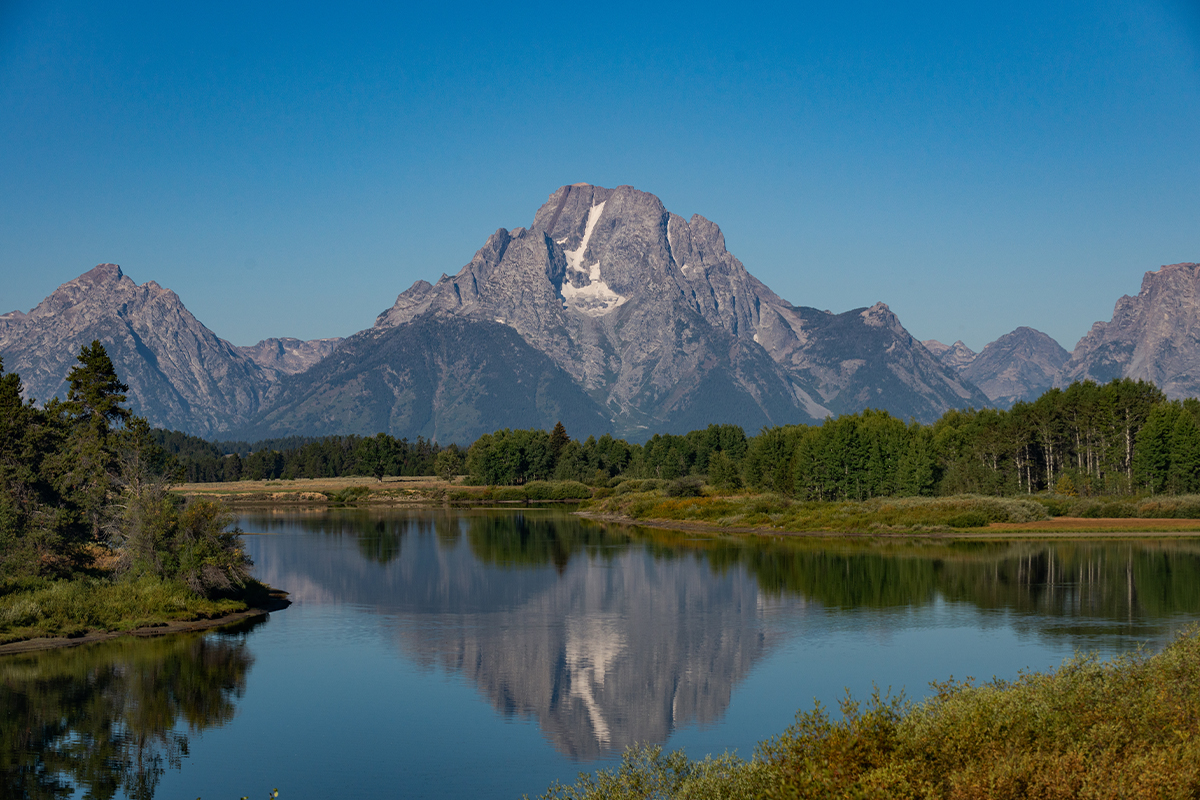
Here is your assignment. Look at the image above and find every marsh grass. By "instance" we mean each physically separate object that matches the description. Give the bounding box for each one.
[0,575,255,644]
[537,627,1200,799]
[588,492,1049,532]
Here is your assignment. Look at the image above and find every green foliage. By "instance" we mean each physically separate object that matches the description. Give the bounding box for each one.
[665,476,705,497]
[523,481,592,501]
[434,446,464,483]
[327,485,371,505]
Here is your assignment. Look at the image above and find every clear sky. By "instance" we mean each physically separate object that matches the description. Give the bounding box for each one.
[2,0,1197,353]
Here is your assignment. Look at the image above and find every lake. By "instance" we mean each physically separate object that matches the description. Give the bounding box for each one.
[5,508,1200,799]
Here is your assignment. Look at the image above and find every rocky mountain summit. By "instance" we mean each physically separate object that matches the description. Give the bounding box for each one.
[962,327,1069,408]
[0,265,332,436]
[1059,263,1200,399]
[368,183,987,438]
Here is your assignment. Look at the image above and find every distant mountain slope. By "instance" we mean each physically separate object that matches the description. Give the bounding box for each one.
[923,339,977,371]
[236,337,343,379]
[962,327,1068,408]
[1059,263,1200,399]
[0,264,270,435]
[239,317,612,444]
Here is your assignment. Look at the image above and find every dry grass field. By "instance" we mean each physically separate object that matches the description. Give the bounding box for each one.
[172,475,467,504]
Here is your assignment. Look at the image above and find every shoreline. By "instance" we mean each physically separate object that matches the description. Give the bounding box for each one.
[576,511,1200,539]
[0,592,292,656]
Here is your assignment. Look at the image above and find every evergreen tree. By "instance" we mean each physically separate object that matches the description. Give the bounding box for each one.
[1168,411,1200,494]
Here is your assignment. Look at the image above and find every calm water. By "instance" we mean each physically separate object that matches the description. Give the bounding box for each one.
[5,508,1200,799]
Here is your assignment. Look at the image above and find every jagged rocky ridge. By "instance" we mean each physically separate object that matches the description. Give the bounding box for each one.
[0,265,271,435]
[1059,263,1200,400]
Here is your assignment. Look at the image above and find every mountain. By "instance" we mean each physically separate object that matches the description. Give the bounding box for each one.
[241,316,611,443]
[1059,263,1200,399]
[923,339,977,371]
[0,264,339,436]
[961,327,1069,408]
[0,264,271,435]
[5,185,995,443]
[367,183,987,438]
[236,337,343,379]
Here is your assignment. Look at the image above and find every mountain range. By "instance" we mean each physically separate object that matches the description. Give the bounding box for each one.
[0,184,1194,442]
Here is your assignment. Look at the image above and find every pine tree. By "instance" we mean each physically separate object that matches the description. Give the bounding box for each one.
[56,341,131,540]
[549,421,570,460]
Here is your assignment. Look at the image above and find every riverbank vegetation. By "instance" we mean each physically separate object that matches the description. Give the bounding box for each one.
[537,625,1200,799]
[0,345,264,644]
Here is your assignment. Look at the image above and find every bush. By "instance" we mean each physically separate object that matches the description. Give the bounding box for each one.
[328,485,370,505]
[614,479,669,495]
[1137,495,1200,518]
[666,476,705,498]
[492,486,527,501]
[524,481,593,501]
[945,512,989,528]
[541,627,1200,799]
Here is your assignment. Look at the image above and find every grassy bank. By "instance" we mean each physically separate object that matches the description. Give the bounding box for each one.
[174,476,594,505]
[584,490,1056,533]
[585,486,1200,533]
[0,574,276,645]
[537,626,1200,799]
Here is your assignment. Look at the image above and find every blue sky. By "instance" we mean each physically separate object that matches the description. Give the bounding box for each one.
[2,0,1197,352]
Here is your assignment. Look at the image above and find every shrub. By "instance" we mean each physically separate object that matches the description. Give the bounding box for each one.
[615,479,669,495]
[328,485,370,505]
[665,476,705,498]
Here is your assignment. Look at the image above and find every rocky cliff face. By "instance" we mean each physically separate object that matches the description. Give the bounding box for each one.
[1059,263,1200,399]
[960,327,1069,408]
[0,265,344,436]
[0,264,272,435]
[373,183,987,436]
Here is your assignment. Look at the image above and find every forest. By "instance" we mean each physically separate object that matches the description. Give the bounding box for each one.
[164,376,1200,500]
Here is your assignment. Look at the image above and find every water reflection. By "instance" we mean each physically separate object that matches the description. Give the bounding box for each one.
[243,510,1200,759]
[0,625,257,799]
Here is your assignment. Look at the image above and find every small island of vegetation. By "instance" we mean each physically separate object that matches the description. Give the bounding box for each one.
[0,343,280,648]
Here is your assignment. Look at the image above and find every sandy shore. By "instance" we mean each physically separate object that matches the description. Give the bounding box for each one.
[0,593,292,656]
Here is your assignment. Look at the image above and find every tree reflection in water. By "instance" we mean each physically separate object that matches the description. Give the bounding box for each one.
[246,509,1200,758]
[0,622,258,799]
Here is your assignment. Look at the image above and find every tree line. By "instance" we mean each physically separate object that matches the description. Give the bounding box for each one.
[455,378,1200,499]
[153,429,453,483]
[57,356,1200,500]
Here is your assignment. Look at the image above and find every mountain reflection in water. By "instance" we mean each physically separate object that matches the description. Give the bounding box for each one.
[244,510,1200,760]
[0,624,257,799]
